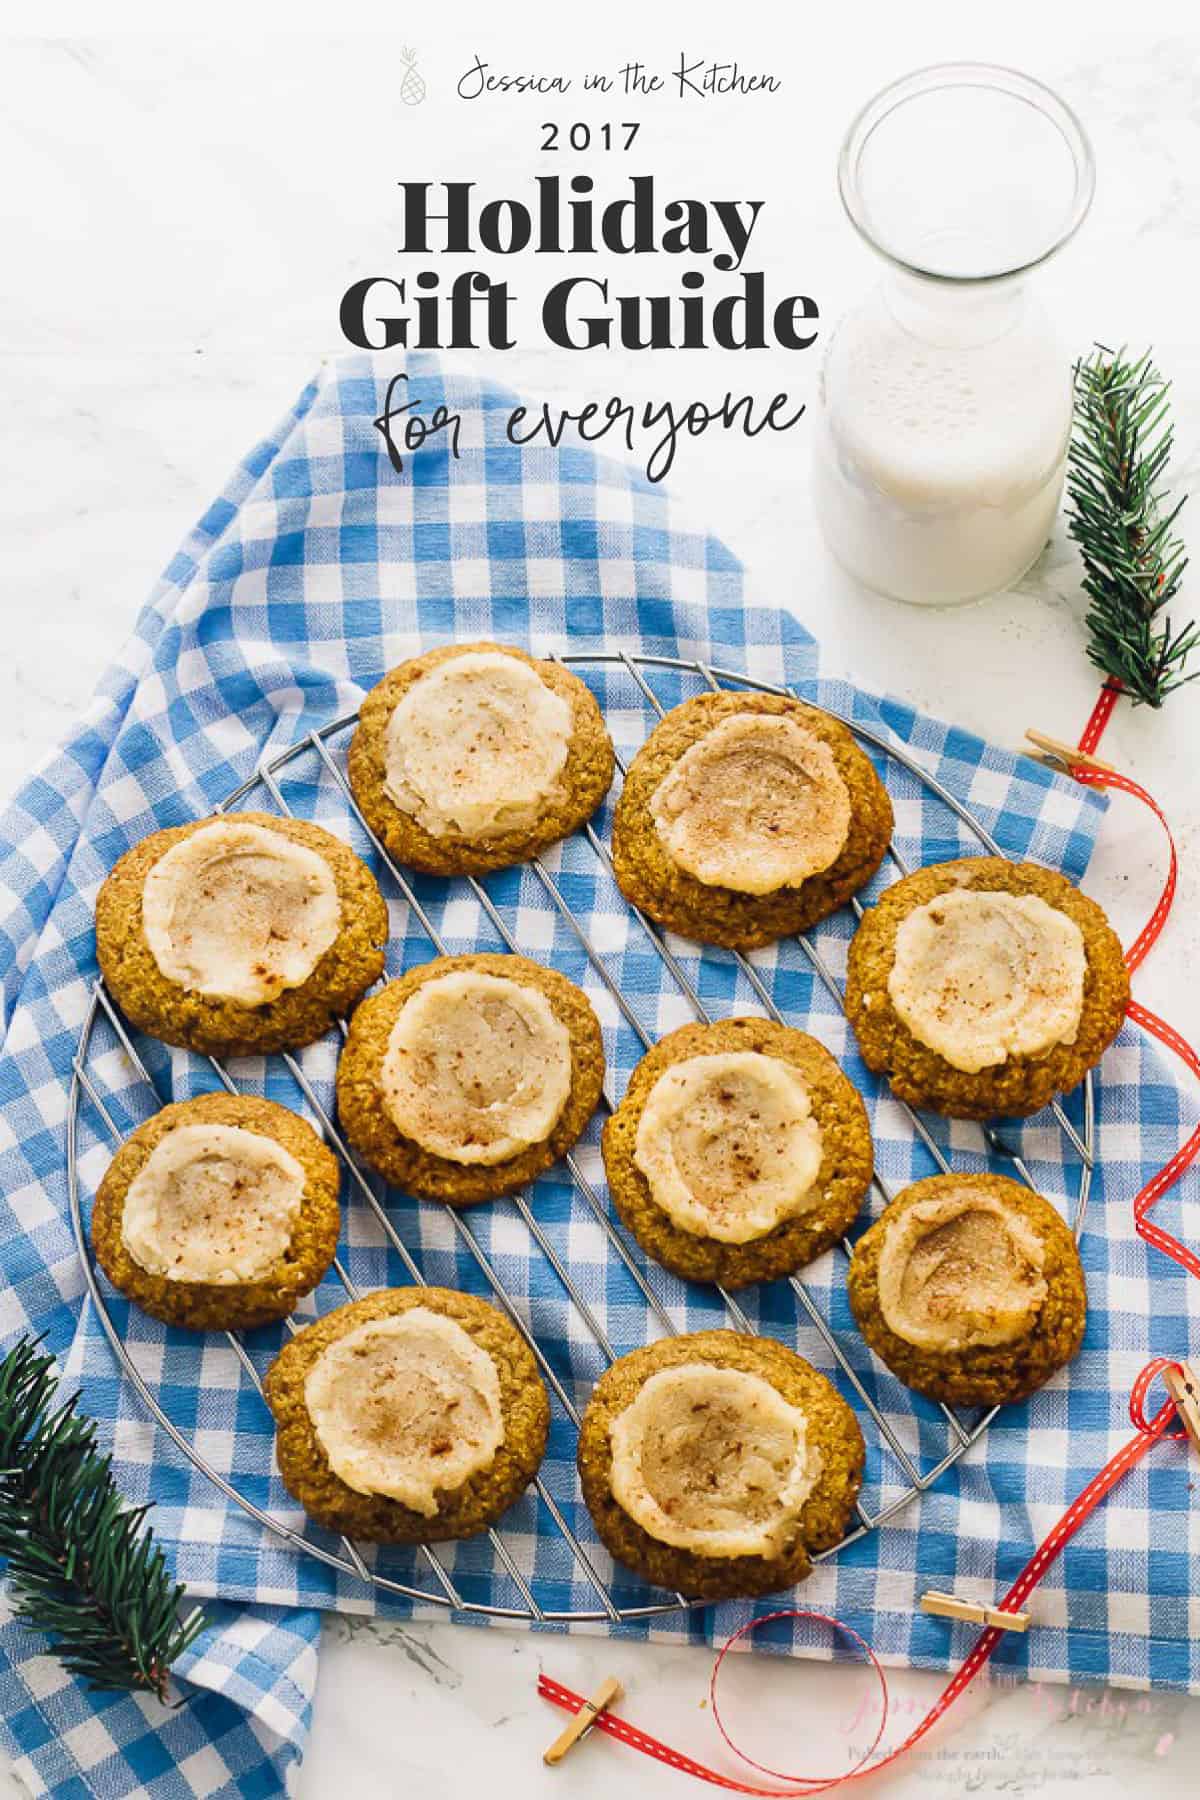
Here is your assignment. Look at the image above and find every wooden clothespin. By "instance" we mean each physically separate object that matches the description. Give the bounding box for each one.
[921,1589,1030,1632]
[542,1675,624,1766]
[1022,729,1117,786]
[1163,1361,1200,1457]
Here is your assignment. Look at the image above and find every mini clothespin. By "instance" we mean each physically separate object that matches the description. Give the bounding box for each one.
[542,1675,624,1766]
[1022,729,1117,786]
[1163,1361,1200,1457]
[920,1590,1030,1632]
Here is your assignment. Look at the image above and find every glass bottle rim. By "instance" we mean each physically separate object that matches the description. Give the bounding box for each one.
[837,61,1096,285]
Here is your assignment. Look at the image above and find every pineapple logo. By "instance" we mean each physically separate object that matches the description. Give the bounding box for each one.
[400,45,426,106]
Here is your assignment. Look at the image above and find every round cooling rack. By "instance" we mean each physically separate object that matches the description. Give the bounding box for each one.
[67,652,1095,1626]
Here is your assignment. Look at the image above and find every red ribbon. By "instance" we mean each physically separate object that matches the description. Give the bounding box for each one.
[1070,703,1200,1278]
[538,681,1199,1788]
[1077,680,1123,759]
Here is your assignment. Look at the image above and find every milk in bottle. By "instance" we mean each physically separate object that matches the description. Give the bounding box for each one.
[813,64,1095,607]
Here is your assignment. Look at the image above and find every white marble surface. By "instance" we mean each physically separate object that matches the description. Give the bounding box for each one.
[2,11,1199,1797]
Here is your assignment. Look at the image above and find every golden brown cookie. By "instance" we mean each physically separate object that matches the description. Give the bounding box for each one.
[611,690,893,950]
[347,642,614,875]
[846,1173,1087,1407]
[96,811,388,1058]
[577,1330,864,1600]
[91,1091,341,1331]
[335,952,605,1204]
[844,857,1129,1119]
[264,1286,549,1543]
[602,1017,873,1289]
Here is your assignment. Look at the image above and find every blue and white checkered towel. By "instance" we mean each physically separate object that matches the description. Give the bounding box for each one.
[0,353,1196,1800]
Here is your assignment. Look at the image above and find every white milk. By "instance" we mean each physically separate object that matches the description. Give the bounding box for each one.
[813,273,1074,608]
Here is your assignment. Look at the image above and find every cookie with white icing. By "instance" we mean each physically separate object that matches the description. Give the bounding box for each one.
[335,952,605,1204]
[96,811,388,1057]
[847,1173,1087,1406]
[577,1331,864,1600]
[845,857,1129,1118]
[347,642,614,875]
[611,691,893,949]
[264,1287,549,1542]
[602,1017,873,1288]
[92,1091,341,1330]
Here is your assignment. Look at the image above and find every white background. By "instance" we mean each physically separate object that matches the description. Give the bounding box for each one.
[3,4,1200,1795]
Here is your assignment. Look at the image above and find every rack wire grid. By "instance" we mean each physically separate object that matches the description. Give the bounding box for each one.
[68,651,1095,1627]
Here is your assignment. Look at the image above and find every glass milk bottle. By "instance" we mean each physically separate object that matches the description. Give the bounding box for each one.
[813,64,1095,607]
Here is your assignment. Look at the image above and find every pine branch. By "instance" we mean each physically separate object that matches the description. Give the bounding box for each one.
[1065,345,1197,708]
[0,1337,205,1702]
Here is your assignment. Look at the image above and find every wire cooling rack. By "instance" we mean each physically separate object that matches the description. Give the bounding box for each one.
[67,652,1095,1626]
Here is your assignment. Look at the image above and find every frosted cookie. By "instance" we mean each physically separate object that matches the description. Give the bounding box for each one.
[347,642,614,875]
[264,1287,550,1543]
[91,1092,341,1331]
[611,691,893,950]
[844,857,1129,1119]
[577,1331,864,1600]
[602,1017,873,1289]
[336,952,605,1204]
[96,811,388,1057]
[847,1173,1087,1407]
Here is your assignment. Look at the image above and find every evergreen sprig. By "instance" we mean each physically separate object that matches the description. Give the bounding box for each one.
[1065,344,1196,708]
[0,1337,205,1702]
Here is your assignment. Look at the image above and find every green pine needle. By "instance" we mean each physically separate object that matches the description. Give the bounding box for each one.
[1066,344,1197,708]
[0,1337,205,1702]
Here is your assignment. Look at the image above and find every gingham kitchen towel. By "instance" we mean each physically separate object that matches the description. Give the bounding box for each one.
[0,352,1196,1800]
